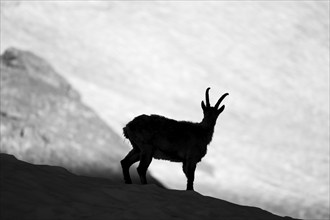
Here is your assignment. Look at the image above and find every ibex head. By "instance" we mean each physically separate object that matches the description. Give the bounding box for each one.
[201,87,229,125]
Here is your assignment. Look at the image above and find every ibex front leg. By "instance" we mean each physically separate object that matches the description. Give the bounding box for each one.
[183,159,197,191]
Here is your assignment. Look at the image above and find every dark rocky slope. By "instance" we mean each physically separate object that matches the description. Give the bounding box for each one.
[0,153,300,220]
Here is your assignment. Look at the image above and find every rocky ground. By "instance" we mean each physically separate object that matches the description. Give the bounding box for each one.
[0,153,300,220]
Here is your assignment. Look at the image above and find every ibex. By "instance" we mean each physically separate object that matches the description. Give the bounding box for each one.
[121,88,228,190]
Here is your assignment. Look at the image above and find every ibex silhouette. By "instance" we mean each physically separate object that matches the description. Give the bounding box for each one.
[121,88,229,190]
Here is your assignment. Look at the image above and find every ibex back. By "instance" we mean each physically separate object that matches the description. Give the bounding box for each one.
[121,87,228,190]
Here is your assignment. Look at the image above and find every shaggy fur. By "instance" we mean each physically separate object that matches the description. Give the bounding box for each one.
[121,88,228,190]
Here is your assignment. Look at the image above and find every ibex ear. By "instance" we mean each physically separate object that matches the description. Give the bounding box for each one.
[217,105,225,114]
[201,101,206,111]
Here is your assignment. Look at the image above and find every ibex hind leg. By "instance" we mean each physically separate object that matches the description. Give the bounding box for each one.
[137,146,154,185]
[121,148,140,184]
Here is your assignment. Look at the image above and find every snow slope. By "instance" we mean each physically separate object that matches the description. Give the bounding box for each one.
[1,1,329,219]
[0,48,161,185]
[0,153,300,220]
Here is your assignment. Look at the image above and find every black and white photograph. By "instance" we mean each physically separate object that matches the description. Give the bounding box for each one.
[0,1,329,220]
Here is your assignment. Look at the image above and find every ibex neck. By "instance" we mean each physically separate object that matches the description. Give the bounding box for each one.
[200,118,217,129]
[199,118,216,145]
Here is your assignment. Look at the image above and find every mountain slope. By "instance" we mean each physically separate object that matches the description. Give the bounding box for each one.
[0,153,300,220]
[0,48,159,185]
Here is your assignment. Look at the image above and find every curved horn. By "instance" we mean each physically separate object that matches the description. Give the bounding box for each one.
[205,87,211,107]
[214,93,229,109]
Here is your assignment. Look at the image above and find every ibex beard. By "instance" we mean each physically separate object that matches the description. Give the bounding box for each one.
[121,87,228,190]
